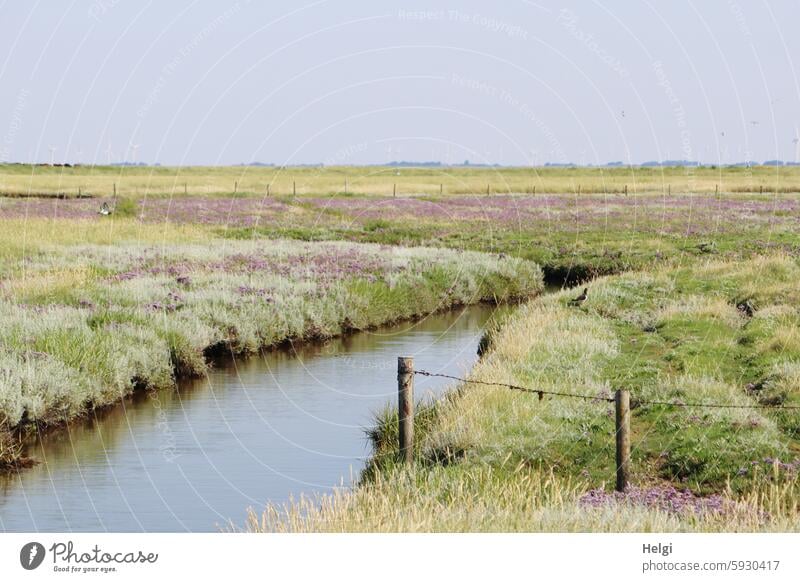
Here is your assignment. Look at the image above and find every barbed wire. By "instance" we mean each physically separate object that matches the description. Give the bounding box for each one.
[413,370,800,411]
[413,370,612,402]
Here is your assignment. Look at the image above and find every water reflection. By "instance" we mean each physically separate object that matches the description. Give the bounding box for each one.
[0,303,509,532]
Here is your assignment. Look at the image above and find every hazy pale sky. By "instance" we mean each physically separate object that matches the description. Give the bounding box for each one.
[1,0,799,166]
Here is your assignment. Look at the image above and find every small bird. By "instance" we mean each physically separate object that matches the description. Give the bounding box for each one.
[569,287,588,306]
[98,202,112,215]
[736,299,754,317]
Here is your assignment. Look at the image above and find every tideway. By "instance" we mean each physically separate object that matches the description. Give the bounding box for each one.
[50,542,158,565]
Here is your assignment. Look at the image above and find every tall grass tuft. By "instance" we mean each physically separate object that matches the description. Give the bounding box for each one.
[0,239,543,467]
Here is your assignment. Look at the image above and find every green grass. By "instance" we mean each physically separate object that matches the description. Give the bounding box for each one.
[247,255,800,531]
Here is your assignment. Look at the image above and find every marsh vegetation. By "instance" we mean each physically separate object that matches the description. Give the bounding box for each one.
[1,164,799,532]
[0,220,541,467]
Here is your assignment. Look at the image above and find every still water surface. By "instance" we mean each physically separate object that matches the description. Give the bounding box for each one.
[0,304,507,532]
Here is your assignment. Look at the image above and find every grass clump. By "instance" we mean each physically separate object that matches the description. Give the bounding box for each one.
[0,238,543,466]
[246,255,800,532]
[244,464,800,533]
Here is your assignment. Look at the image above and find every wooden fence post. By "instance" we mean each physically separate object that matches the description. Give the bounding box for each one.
[397,356,414,464]
[266,184,270,197]
[440,183,443,195]
[486,183,490,196]
[293,180,296,196]
[234,180,238,194]
[393,183,396,197]
[624,184,628,196]
[615,389,631,492]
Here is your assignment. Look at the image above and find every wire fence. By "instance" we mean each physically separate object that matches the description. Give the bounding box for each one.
[399,359,800,492]
[413,369,800,411]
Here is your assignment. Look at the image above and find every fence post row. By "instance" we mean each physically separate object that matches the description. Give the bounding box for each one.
[615,389,631,492]
[399,363,800,495]
[397,356,414,464]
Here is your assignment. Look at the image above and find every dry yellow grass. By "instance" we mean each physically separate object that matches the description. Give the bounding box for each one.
[3,163,800,197]
[243,465,800,533]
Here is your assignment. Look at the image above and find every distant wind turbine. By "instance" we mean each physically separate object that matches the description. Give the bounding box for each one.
[48,146,56,165]
[106,142,113,164]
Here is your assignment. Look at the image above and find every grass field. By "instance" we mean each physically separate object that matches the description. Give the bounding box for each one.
[2,165,799,532]
[4,183,800,280]
[2,163,800,197]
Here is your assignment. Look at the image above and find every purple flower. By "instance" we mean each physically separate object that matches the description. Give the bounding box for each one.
[579,485,730,516]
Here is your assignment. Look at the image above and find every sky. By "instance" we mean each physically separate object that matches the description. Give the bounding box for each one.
[1,0,799,166]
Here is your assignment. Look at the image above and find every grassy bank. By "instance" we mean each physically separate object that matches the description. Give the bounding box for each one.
[248,255,800,532]
[0,227,542,469]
